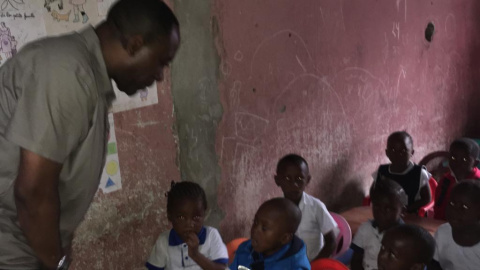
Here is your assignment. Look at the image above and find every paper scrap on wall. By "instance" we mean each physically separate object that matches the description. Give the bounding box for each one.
[110,81,159,113]
[99,113,122,193]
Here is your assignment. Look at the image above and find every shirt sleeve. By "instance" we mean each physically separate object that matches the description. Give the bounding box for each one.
[146,233,168,269]
[420,167,431,188]
[351,222,369,253]
[317,201,338,235]
[416,167,432,200]
[4,59,94,163]
[208,228,229,264]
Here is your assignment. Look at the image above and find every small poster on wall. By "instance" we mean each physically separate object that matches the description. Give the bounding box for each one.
[99,113,123,193]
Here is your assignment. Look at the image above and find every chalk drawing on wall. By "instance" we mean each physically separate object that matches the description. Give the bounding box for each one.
[234,112,269,142]
[99,113,122,193]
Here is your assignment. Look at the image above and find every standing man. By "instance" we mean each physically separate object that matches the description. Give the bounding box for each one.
[0,0,180,269]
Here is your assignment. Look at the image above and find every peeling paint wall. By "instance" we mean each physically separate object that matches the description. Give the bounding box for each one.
[214,0,480,241]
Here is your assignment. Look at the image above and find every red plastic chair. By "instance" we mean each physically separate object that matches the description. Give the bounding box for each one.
[310,258,349,270]
[226,238,248,264]
[329,212,352,259]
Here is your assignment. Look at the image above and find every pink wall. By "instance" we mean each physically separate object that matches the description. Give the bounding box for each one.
[68,0,480,268]
[214,0,480,241]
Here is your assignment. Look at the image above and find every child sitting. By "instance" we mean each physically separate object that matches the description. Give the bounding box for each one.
[434,138,480,220]
[146,181,228,270]
[351,179,407,270]
[372,131,431,213]
[274,154,338,261]
[377,224,435,270]
[229,198,310,270]
[429,180,480,270]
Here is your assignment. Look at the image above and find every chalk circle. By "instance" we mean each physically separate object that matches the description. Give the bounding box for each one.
[106,160,119,176]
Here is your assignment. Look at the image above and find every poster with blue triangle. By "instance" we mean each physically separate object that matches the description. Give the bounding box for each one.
[99,113,122,193]
[106,178,115,188]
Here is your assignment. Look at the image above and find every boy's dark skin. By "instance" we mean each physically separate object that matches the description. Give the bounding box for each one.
[448,144,479,181]
[250,198,302,256]
[274,161,337,260]
[385,133,431,213]
[378,227,432,270]
[429,181,480,270]
[351,191,405,270]
[168,198,226,270]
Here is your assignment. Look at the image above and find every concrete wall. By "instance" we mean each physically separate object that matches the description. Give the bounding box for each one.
[70,0,480,268]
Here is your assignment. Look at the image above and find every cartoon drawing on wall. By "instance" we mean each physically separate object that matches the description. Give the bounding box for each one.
[44,0,63,12]
[1,0,24,11]
[70,0,88,23]
[44,0,88,24]
[51,9,70,21]
[0,22,17,60]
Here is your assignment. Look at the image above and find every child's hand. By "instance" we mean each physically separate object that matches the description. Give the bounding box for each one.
[185,231,200,257]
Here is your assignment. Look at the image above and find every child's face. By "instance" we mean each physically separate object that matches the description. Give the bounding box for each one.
[274,162,311,203]
[372,195,404,232]
[250,205,291,256]
[378,231,422,270]
[168,198,205,241]
[449,145,477,180]
[446,189,480,231]
[386,136,413,166]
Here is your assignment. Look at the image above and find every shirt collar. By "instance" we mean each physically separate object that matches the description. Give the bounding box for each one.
[79,26,115,106]
[168,227,207,246]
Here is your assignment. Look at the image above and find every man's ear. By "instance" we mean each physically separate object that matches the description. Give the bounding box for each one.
[306,175,311,186]
[474,159,479,167]
[280,233,293,246]
[124,35,144,56]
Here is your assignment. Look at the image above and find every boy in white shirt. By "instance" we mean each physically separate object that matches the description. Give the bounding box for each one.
[274,154,338,261]
[429,180,480,270]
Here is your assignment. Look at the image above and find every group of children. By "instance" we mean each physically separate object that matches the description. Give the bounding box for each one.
[353,131,480,270]
[144,131,480,270]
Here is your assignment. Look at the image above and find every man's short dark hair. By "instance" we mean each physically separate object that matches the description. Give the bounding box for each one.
[107,0,179,44]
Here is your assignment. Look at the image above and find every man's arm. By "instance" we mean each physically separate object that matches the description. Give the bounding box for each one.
[14,148,63,270]
[314,230,336,259]
[407,184,431,213]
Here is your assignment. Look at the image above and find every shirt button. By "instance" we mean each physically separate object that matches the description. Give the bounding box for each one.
[183,244,187,248]
[185,257,188,260]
